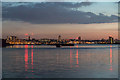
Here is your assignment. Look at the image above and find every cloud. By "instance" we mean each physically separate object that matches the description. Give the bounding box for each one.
[54,2,93,8]
[2,2,118,24]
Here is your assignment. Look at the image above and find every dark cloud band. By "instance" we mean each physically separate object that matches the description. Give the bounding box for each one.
[2,2,118,24]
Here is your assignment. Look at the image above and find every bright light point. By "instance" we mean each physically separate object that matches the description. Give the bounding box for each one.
[109,35,112,37]
[25,33,28,36]
[76,37,78,39]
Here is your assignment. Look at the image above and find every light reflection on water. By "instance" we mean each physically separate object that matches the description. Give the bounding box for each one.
[109,45,113,71]
[24,45,34,78]
[25,45,28,72]
[3,44,118,78]
[6,44,118,49]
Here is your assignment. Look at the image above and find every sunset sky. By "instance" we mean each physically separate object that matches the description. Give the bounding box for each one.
[2,2,118,40]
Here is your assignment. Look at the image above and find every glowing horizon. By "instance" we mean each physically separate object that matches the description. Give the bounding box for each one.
[3,21,118,40]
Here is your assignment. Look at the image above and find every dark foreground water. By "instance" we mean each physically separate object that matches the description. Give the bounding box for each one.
[2,44,118,78]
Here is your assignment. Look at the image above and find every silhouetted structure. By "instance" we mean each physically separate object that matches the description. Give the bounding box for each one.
[58,35,61,41]
[2,39,13,47]
[28,36,31,40]
[2,35,120,48]
[109,36,114,44]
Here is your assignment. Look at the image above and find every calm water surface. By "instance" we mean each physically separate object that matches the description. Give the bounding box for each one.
[2,44,118,78]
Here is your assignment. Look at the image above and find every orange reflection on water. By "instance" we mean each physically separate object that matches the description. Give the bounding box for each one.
[109,45,113,71]
[25,45,28,71]
[76,49,79,67]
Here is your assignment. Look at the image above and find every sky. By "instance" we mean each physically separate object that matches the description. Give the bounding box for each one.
[2,2,118,40]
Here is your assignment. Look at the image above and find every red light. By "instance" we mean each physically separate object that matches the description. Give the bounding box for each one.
[109,35,112,37]
[25,33,28,36]
[76,37,78,39]
[31,45,33,48]
[25,45,28,71]
[25,45,28,48]
[76,49,79,67]
[31,48,34,72]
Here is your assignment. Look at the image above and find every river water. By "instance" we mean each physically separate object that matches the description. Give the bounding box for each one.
[2,44,118,78]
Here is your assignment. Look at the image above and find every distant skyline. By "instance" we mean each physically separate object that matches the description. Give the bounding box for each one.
[2,2,118,40]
